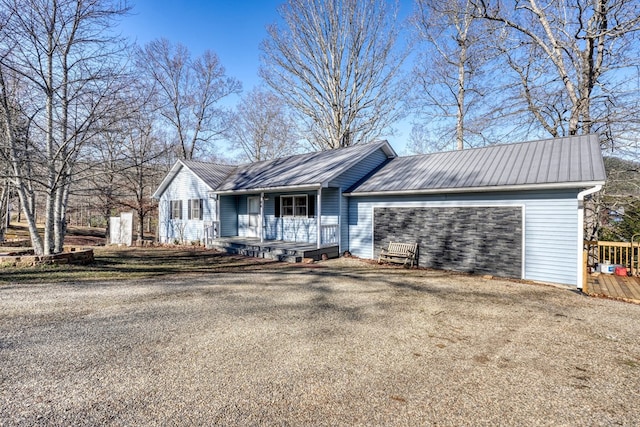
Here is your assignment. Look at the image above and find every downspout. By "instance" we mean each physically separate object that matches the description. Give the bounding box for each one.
[577,185,602,290]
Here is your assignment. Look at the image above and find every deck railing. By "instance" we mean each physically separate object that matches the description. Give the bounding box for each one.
[320,224,338,247]
[584,240,640,275]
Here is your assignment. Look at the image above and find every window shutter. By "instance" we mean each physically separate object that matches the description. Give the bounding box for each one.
[179,200,183,219]
[199,199,204,220]
[274,196,280,217]
[188,199,192,220]
[308,194,315,218]
[169,201,173,219]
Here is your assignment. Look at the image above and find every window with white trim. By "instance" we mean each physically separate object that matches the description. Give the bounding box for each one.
[170,200,182,220]
[281,195,307,217]
[188,199,203,220]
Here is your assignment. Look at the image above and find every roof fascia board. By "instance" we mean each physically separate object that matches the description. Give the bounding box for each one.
[214,184,323,195]
[343,180,606,197]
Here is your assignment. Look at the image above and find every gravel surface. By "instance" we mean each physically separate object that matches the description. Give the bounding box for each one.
[1,258,639,426]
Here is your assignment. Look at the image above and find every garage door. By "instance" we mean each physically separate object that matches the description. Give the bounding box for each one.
[373,206,522,278]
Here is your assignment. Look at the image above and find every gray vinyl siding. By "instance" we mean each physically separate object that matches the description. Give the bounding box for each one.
[156,166,216,243]
[219,196,238,237]
[321,187,339,222]
[347,190,580,286]
[329,148,390,189]
[328,147,390,254]
[231,190,341,243]
[340,193,348,253]
[237,196,249,237]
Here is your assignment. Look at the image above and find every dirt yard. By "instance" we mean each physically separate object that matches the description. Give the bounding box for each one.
[1,251,639,425]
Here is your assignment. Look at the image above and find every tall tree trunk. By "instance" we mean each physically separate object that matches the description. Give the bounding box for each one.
[0,181,8,241]
[15,180,44,255]
[137,208,144,242]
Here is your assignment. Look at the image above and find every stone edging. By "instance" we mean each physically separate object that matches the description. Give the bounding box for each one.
[0,247,94,267]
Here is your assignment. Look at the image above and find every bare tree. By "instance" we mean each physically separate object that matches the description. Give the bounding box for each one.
[226,87,300,162]
[84,127,123,242]
[474,0,640,149]
[260,0,408,150]
[117,116,168,242]
[0,0,130,255]
[410,0,499,152]
[136,39,242,161]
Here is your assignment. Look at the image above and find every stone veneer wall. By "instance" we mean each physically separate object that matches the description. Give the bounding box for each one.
[373,206,522,278]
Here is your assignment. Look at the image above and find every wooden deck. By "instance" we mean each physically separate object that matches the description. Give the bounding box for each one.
[584,273,640,304]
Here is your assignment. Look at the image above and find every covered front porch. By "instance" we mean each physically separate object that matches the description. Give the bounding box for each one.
[208,236,339,263]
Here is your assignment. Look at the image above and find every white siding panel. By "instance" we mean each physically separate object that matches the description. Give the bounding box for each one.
[157,166,215,243]
[347,190,581,286]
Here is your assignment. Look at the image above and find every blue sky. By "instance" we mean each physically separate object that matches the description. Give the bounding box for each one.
[118,0,415,154]
[119,0,283,94]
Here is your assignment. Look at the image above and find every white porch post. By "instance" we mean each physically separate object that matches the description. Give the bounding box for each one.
[260,192,264,243]
[215,194,220,239]
[317,187,322,249]
[338,187,342,253]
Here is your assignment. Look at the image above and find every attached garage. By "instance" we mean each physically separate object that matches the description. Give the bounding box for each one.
[344,135,606,288]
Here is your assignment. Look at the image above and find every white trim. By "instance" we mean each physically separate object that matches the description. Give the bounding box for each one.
[338,187,342,253]
[371,203,526,279]
[260,192,264,243]
[280,194,309,218]
[215,184,321,196]
[576,185,603,289]
[317,188,322,249]
[521,207,526,280]
[344,181,606,197]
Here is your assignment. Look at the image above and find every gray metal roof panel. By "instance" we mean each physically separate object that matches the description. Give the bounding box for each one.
[181,160,237,189]
[348,135,606,194]
[216,141,395,192]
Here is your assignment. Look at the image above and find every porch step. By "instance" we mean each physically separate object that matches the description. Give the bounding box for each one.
[210,241,304,263]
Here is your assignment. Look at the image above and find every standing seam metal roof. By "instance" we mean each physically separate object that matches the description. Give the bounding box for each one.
[215,140,395,192]
[347,135,606,194]
[181,160,237,189]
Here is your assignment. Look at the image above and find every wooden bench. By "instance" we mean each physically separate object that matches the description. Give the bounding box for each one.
[378,242,418,268]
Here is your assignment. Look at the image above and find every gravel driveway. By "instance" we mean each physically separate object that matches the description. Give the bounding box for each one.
[1,258,639,425]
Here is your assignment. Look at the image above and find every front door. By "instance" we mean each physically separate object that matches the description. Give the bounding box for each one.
[247,196,260,238]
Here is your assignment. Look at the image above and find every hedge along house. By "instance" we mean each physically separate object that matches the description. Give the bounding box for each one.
[152,135,606,288]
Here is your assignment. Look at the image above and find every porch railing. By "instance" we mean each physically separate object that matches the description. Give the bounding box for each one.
[320,224,338,247]
[584,240,640,275]
[204,221,219,247]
